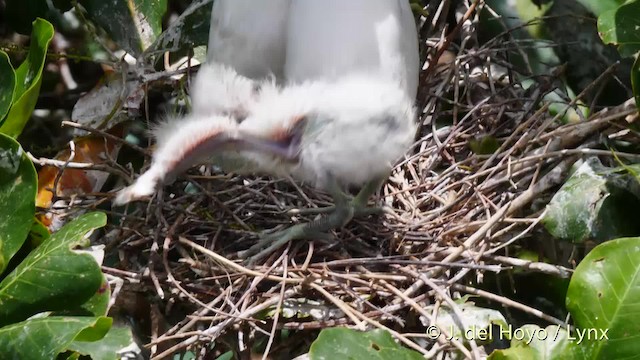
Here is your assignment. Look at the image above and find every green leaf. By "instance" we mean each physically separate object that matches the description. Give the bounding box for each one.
[309,328,423,360]
[68,326,133,360]
[147,0,212,56]
[469,135,500,155]
[488,325,572,360]
[0,133,37,274]
[598,0,640,57]
[576,0,627,16]
[216,352,234,360]
[422,302,507,344]
[0,52,15,122]
[0,316,111,359]
[0,18,54,138]
[0,212,106,326]
[81,275,111,316]
[542,158,640,243]
[29,217,51,247]
[565,237,640,359]
[82,0,168,56]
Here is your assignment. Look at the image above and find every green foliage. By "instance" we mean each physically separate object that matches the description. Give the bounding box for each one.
[0,52,15,121]
[80,277,111,317]
[0,211,130,358]
[0,133,129,357]
[423,302,507,345]
[488,325,571,359]
[596,0,640,108]
[576,0,627,16]
[81,0,168,57]
[489,237,640,359]
[309,328,423,360]
[0,134,36,274]
[0,18,54,138]
[0,316,112,358]
[563,237,640,358]
[0,213,106,325]
[68,326,134,360]
[0,212,106,325]
[598,0,640,57]
[0,14,130,353]
[542,158,640,243]
[469,135,500,155]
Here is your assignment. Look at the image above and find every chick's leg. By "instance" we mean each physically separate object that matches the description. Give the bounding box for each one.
[242,177,358,264]
[285,177,387,218]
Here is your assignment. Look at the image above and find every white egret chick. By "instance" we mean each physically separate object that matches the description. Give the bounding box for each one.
[114,72,416,260]
[116,0,421,261]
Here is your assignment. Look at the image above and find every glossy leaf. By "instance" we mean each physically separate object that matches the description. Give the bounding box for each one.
[576,0,627,16]
[0,316,111,359]
[68,326,134,360]
[148,0,213,55]
[542,158,640,243]
[598,0,640,57]
[82,0,168,56]
[0,212,106,326]
[0,133,37,274]
[80,275,111,317]
[0,18,54,138]
[309,328,422,360]
[564,237,640,359]
[0,52,15,122]
[488,325,572,360]
[420,303,507,344]
[29,217,50,247]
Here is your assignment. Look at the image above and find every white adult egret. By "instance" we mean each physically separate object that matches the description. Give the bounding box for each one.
[285,0,419,99]
[196,0,419,113]
[206,0,291,80]
[116,1,420,261]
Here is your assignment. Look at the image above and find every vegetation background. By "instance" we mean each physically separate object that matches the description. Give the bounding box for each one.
[0,0,639,359]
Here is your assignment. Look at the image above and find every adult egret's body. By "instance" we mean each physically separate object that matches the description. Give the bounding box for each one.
[206,0,291,80]
[116,1,420,261]
[285,0,419,99]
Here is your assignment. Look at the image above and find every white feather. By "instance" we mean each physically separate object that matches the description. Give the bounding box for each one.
[115,1,420,205]
[207,0,291,80]
[190,62,267,117]
[285,0,419,99]
[240,75,417,188]
[114,115,238,205]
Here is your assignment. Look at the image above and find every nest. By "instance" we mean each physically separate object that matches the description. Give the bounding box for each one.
[46,1,638,359]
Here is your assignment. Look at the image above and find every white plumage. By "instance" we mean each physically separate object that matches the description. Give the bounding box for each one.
[207,0,291,80]
[114,66,416,205]
[115,1,420,260]
[285,0,419,98]
[240,74,416,187]
[190,62,263,118]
